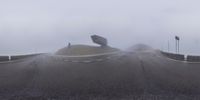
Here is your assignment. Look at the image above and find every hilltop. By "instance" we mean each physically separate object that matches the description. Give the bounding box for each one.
[55,44,119,56]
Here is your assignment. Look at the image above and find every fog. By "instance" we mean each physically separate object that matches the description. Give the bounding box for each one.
[1,0,200,55]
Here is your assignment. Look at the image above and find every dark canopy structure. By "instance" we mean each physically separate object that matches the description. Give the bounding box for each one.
[91,35,108,47]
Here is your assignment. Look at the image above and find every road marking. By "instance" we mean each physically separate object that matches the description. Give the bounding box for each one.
[106,56,111,59]
[82,60,92,63]
[54,51,121,58]
[0,61,12,64]
[95,59,103,61]
[56,51,123,63]
[64,58,106,63]
[64,60,69,62]
[72,60,80,63]
[0,60,26,64]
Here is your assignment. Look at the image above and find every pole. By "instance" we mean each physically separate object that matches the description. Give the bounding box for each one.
[175,36,180,54]
[168,41,170,52]
[175,39,177,53]
[178,40,179,53]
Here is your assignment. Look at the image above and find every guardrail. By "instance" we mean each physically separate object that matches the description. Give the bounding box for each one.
[160,51,185,61]
[0,53,42,63]
[10,54,41,61]
[187,55,200,62]
[0,56,9,62]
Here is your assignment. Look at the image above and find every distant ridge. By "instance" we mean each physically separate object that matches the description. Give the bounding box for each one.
[127,44,154,52]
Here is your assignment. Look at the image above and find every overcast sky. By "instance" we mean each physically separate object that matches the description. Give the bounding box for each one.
[1,0,200,55]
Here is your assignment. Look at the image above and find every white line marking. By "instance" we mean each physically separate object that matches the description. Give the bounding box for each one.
[64,60,69,62]
[71,60,79,63]
[0,61,12,64]
[95,59,103,61]
[0,60,26,64]
[82,60,92,63]
[64,59,106,63]
[106,56,111,59]
[54,51,121,58]
[184,61,200,64]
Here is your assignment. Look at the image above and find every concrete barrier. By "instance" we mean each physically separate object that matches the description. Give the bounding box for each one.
[161,51,185,61]
[11,54,40,61]
[187,55,200,62]
[0,56,9,62]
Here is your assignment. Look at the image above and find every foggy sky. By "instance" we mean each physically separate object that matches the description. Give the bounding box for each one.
[1,0,200,55]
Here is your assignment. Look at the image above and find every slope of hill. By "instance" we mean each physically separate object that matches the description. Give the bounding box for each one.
[55,44,119,56]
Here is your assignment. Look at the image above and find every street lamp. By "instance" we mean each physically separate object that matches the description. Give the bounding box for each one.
[175,36,180,53]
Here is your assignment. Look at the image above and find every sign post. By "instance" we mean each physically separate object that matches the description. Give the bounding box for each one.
[175,36,180,54]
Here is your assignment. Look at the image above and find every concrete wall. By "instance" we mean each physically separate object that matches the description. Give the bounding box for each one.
[187,55,200,62]
[11,54,40,61]
[161,51,185,61]
[0,56,9,62]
